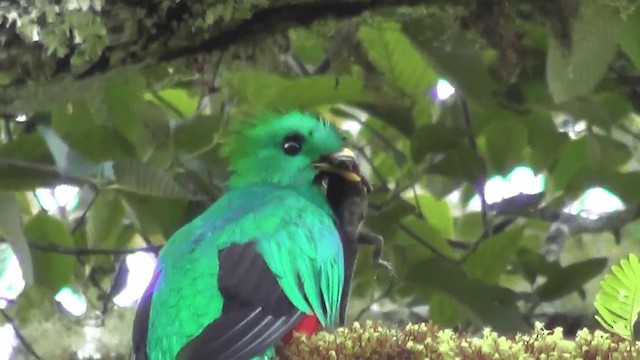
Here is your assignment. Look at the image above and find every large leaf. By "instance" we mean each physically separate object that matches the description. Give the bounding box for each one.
[24,213,76,291]
[359,19,437,98]
[410,257,529,333]
[535,257,609,302]
[402,14,497,103]
[104,73,146,141]
[0,134,57,190]
[594,253,640,341]
[145,88,199,119]
[464,227,524,285]
[119,193,189,240]
[618,6,640,70]
[426,147,486,182]
[480,120,528,175]
[548,136,599,193]
[428,292,462,327]
[173,114,222,155]
[87,190,125,248]
[546,1,621,103]
[51,102,136,162]
[415,192,454,238]
[111,160,190,199]
[227,71,369,110]
[0,192,34,285]
[37,126,112,179]
[410,123,465,163]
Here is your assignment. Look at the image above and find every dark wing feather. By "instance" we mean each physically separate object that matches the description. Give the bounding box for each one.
[131,270,161,360]
[177,242,304,360]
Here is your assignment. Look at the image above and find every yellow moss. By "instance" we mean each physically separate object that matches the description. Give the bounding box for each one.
[275,321,640,359]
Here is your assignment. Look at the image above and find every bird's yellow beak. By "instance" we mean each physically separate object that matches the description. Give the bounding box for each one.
[312,148,362,182]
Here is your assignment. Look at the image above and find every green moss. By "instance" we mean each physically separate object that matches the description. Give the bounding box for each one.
[276,321,640,359]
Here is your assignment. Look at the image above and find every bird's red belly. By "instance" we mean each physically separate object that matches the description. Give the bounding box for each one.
[281,314,321,344]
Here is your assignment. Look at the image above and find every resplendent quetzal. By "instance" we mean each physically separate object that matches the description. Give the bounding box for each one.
[131,111,371,360]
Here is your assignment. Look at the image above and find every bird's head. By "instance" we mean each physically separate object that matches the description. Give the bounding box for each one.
[223,111,364,188]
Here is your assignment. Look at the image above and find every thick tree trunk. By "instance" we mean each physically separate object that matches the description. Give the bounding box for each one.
[0,0,431,111]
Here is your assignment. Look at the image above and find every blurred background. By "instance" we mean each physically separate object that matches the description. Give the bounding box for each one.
[1,0,640,358]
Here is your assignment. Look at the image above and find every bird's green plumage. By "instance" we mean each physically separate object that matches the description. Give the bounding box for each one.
[143,112,346,359]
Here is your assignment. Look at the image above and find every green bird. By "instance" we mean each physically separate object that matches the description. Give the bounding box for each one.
[132,111,368,360]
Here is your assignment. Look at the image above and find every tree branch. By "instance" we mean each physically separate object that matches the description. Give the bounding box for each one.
[0,238,161,256]
[2,0,441,109]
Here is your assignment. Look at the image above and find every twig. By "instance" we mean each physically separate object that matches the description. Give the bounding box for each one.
[354,279,395,321]
[150,92,186,120]
[29,243,162,256]
[398,221,448,258]
[71,186,99,234]
[353,146,388,190]
[0,158,97,185]
[0,308,42,360]
[458,96,489,235]
[0,238,161,256]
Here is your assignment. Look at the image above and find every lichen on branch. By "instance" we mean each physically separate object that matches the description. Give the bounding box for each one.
[277,321,640,359]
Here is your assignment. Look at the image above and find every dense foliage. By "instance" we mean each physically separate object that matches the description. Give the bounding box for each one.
[1,0,640,358]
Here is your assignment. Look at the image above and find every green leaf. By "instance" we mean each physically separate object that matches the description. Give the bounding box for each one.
[289,28,326,64]
[480,121,528,174]
[410,124,465,163]
[0,192,34,285]
[119,193,189,239]
[546,2,621,103]
[464,227,524,285]
[426,147,486,182]
[536,257,609,302]
[0,134,57,190]
[37,126,111,178]
[549,136,599,193]
[415,192,454,238]
[228,71,369,110]
[598,171,640,204]
[111,160,190,199]
[87,190,125,248]
[144,88,199,119]
[396,216,456,258]
[402,14,497,103]
[594,254,640,341]
[517,248,562,285]
[24,213,75,291]
[618,6,640,70]
[410,257,529,333]
[52,102,136,162]
[173,114,222,155]
[429,292,462,327]
[359,19,437,98]
[104,73,146,141]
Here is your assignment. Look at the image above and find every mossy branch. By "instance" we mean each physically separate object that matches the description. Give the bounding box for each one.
[277,321,640,359]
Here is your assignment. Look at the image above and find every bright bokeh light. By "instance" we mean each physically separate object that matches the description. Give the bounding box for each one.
[55,286,88,317]
[339,120,363,136]
[565,187,625,219]
[113,252,157,307]
[0,246,25,309]
[15,114,27,123]
[76,326,101,360]
[435,79,456,101]
[34,185,80,212]
[0,324,16,360]
[468,166,545,210]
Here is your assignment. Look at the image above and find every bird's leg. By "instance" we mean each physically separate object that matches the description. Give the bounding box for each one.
[357,230,395,278]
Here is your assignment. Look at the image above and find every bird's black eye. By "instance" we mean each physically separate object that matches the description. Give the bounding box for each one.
[282,133,304,156]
